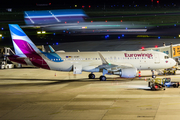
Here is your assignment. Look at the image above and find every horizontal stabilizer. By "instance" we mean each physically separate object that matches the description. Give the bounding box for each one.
[16,57,27,59]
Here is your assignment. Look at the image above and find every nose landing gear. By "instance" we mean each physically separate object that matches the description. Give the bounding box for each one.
[151,70,156,78]
[88,73,95,79]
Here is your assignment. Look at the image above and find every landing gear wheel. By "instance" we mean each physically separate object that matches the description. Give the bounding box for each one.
[173,71,176,75]
[152,75,156,78]
[100,76,106,81]
[89,74,95,79]
[173,84,177,88]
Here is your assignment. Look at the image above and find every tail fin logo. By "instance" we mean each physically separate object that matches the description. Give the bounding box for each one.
[9,24,51,70]
[9,24,40,56]
[9,24,26,36]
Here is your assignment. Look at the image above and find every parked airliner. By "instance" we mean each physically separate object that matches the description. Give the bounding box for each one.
[8,24,176,81]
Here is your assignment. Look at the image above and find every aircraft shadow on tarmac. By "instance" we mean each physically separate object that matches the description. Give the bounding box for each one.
[137,88,153,91]
[0,78,158,92]
[0,78,86,87]
[0,77,137,87]
[0,75,175,91]
[125,88,152,91]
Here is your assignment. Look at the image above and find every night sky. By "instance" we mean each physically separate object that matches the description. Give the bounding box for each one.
[1,0,180,8]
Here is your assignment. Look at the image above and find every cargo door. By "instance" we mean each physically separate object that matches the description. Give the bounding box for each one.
[73,64,82,74]
[154,53,160,64]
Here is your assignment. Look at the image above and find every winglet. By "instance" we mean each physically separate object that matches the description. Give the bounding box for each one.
[48,45,55,52]
[98,52,109,65]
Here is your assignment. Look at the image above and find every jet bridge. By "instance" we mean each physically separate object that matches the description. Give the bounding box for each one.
[139,42,180,65]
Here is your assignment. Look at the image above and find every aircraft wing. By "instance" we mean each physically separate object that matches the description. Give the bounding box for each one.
[97,52,135,71]
[97,63,134,71]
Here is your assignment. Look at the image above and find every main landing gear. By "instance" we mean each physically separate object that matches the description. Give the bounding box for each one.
[88,73,107,81]
[99,75,106,81]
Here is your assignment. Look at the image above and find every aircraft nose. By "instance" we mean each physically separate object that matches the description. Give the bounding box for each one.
[171,58,176,66]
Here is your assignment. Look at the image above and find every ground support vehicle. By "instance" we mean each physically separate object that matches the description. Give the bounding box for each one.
[163,78,179,88]
[0,61,14,69]
[0,61,5,69]
[148,78,166,90]
[148,78,179,90]
[163,68,176,75]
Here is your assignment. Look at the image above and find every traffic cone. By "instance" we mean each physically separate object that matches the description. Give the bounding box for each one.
[145,77,147,81]
[55,73,56,76]
[139,71,141,79]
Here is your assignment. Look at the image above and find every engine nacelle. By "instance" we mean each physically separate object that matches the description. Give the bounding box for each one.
[119,67,137,78]
[82,66,99,72]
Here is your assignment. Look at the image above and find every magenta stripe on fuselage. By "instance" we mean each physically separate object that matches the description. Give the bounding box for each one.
[8,55,27,65]
[13,39,50,70]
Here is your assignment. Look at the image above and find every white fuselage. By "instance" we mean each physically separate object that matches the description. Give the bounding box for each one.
[41,51,176,72]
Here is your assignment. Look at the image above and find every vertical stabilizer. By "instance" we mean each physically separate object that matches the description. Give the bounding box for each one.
[9,24,40,57]
[8,24,51,70]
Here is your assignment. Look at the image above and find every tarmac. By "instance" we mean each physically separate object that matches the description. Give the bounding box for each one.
[1,38,180,120]
[1,68,180,120]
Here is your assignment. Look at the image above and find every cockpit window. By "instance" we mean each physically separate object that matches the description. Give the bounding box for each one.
[164,56,169,59]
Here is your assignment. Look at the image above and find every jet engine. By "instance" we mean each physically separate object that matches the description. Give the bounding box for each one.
[119,67,137,78]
